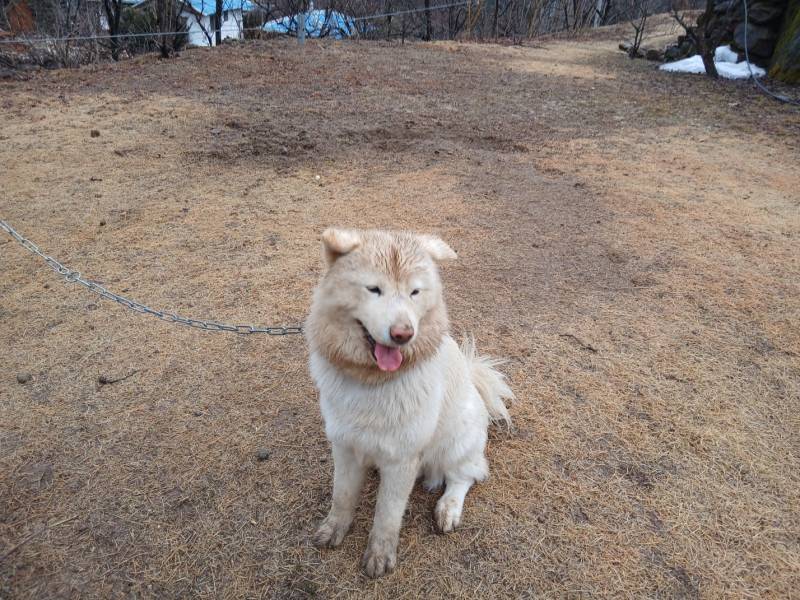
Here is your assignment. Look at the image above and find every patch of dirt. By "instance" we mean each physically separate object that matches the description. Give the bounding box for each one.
[1,30,799,599]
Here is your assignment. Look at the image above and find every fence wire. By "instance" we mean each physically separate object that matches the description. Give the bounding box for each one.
[0,1,475,46]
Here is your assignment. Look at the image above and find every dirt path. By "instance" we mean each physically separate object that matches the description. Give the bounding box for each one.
[1,33,799,598]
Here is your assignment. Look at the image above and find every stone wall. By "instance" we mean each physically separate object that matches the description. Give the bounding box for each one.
[769,0,800,81]
[732,0,788,62]
[664,0,800,68]
[661,0,799,81]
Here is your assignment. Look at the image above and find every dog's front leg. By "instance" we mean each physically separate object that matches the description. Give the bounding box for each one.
[314,443,365,548]
[362,460,418,578]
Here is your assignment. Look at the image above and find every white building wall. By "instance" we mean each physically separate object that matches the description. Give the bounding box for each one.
[183,9,244,47]
[220,9,244,41]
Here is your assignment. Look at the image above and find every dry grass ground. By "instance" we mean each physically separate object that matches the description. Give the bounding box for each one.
[1,23,799,598]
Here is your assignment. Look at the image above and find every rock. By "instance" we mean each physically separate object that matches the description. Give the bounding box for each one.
[748,2,786,24]
[770,0,800,82]
[664,39,696,61]
[645,48,665,61]
[713,0,747,20]
[619,41,644,57]
[734,22,779,57]
[16,372,31,384]
[664,45,683,61]
[256,448,271,461]
[714,0,736,14]
[90,129,100,137]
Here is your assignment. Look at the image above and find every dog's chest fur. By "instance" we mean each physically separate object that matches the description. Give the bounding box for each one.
[310,348,445,465]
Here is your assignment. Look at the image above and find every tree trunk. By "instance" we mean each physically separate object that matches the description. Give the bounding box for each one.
[424,0,432,40]
[156,0,170,57]
[593,0,604,27]
[385,0,392,40]
[493,0,499,39]
[447,5,452,39]
[700,47,718,77]
[102,0,122,61]
[700,0,719,77]
[215,0,222,45]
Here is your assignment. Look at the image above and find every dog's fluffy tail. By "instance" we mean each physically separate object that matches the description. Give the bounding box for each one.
[462,337,514,427]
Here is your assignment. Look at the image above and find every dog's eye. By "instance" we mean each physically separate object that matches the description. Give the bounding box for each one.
[367,286,382,296]
[410,289,420,297]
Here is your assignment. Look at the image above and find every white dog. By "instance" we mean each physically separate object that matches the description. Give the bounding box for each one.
[305,228,514,578]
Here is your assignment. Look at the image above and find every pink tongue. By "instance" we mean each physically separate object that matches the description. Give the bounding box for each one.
[374,343,403,372]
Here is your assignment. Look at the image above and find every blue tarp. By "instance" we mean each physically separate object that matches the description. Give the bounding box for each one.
[185,0,255,16]
[262,9,356,39]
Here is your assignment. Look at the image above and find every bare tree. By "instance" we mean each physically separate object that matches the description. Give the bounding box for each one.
[671,0,718,77]
[191,0,217,45]
[154,0,188,57]
[9,0,103,66]
[446,3,467,39]
[624,0,654,58]
[384,0,392,40]
[102,0,124,60]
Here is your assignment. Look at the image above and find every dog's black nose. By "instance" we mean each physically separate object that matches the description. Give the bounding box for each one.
[390,325,414,345]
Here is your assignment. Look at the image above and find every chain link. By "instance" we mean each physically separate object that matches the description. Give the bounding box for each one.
[1,219,304,336]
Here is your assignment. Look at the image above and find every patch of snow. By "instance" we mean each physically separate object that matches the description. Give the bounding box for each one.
[659,45,766,80]
[714,45,739,64]
[715,60,766,80]
[660,55,707,74]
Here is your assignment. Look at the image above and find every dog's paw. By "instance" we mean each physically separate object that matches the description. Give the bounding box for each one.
[313,515,351,548]
[361,538,397,578]
[435,497,463,533]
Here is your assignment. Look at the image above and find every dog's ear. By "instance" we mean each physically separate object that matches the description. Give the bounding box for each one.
[321,228,361,266]
[418,234,457,262]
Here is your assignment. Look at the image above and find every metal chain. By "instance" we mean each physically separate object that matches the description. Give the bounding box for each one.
[0,219,304,335]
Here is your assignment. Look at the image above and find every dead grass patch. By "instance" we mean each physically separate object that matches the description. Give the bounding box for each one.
[1,34,799,598]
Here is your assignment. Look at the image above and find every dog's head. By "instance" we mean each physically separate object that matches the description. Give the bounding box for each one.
[306,228,456,381]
